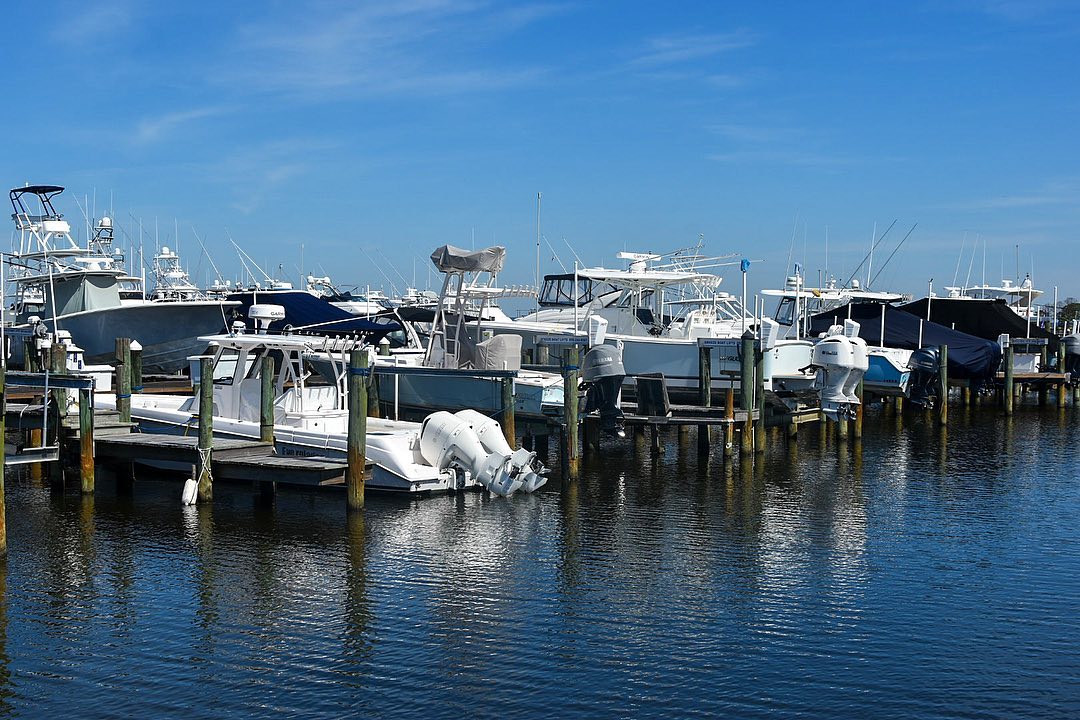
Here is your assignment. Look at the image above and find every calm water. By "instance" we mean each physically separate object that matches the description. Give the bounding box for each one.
[1,403,1077,718]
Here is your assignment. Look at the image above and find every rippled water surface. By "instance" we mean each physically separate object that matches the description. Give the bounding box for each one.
[1,404,1078,718]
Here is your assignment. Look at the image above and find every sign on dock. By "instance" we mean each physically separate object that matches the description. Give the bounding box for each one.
[697,337,742,361]
[538,335,589,346]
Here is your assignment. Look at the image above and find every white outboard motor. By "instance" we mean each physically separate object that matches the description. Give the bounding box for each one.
[418,411,523,496]
[813,325,856,420]
[841,320,868,403]
[454,409,548,492]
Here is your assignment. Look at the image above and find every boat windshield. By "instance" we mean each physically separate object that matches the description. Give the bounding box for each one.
[774,297,796,327]
[538,275,620,307]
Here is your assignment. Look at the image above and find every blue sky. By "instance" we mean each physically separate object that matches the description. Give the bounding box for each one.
[4,1,1080,302]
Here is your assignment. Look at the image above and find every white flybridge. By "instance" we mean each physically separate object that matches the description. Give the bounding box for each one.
[371,245,564,419]
[100,304,548,496]
[4,184,236,372]
[477,248,817,397]
[943,276,1045,324]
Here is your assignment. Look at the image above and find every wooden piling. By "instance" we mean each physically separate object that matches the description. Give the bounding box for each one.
[48,344,67,487]
[501,376,516,447]
[854,380,864,439]
[367,372,381,419]
[130,341,143,394]
[197,356,214,503]
[114,338,132,424]
[723,387,734,459]
[754,342,766,454]
[79,387,95,494]
[49,343,68,418]
[260,355,275,444]
[347,350,368,512]
[938,345,949,426]
[1004,345,1015,415]
[564,346,581,476]
[24,339,39,373]
[0,365,6,556]
[739,334,754,456]
[697,346,711,452]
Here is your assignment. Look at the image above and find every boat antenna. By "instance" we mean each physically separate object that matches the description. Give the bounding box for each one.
[963,232,977,290]
[191,226,226,287]
[784,211,799,282]
[376,248,408,295]
[535,192,541,314]
[866,222,876,288]
[563,238,584,268]
[870,222,917,287]
[825,225,829,284]
[362,248,401,295]
[843,218,897,288]
[951,232,966,288]
[228,233,273,285]
[544,235,568,273]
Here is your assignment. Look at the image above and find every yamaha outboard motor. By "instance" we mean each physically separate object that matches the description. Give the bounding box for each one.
[1064,334,1080,381]
[581,343,626,438]
[907,345,941,408]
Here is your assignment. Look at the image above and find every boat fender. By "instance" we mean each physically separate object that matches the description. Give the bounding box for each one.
[181,477,198,505]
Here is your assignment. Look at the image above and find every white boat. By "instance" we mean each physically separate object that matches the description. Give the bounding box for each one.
[372,245,564,420]
[943,276,1044,324]
[149,245,203,301]
[101,307,548,496]
[4,185,236,372]
[479,250,816,397]
[762,272,912,397]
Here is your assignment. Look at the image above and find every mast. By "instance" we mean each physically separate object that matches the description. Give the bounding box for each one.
[535,192,541,314]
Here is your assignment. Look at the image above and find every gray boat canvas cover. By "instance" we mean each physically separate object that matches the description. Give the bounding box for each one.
[430,245,506,274]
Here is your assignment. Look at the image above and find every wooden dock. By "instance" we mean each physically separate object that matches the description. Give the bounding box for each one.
[92,434,354,486]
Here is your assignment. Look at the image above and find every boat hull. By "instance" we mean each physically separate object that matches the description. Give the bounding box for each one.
[373,367,562,420]
[24,301,233,373]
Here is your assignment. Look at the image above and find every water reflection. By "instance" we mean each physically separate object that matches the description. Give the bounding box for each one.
[0,405,1074,718]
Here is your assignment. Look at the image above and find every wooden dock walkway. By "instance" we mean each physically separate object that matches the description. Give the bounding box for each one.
[92,434,355,487]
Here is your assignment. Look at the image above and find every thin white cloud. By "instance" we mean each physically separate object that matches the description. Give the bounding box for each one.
[133,106,234,145]
[221,1,559,100]
[51,0,138,44]
[201,138,339,214]
[708,149,856,167]
[630,29,757,68]
[950,180,1080,211]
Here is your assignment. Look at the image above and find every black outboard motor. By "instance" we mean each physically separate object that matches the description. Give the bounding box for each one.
[907,345,941,409]
[581,344,626,438]
[1064,334,1080,381]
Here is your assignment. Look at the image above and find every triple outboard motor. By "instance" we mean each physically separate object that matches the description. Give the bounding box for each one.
[417,410,549,496]
[581,343,626,438]
[454,409,548,493]
[812,327,856,421]
[1064,334,1080,380]
[907,345,941,408]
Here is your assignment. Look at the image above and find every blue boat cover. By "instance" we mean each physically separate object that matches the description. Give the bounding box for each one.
[807,302,1002,380]
[227,290,400,339]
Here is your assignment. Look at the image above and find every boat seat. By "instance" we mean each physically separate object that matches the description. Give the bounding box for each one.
[635,373,671,417]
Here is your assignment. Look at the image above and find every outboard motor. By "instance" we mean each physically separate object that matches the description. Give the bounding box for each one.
[1064,334,1080,381]
[907,346,941,408]
[841,320,868,404]
[581,343,626,438]
[454,409,548,492]
[812,327,856,420]
[419,411,523,496]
